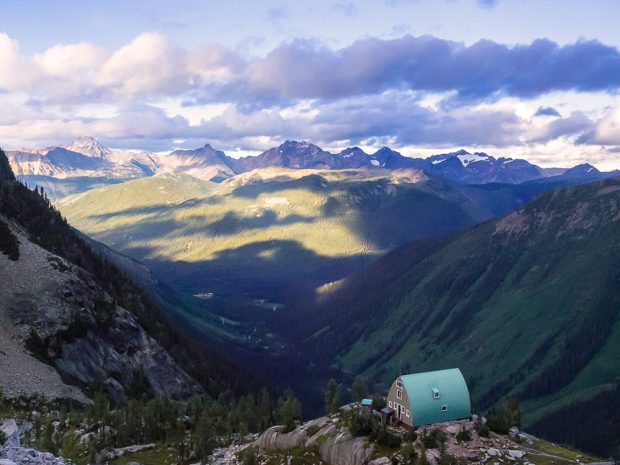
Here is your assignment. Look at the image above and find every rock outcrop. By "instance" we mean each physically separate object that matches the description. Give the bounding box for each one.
[256,416,373,465]
[1,420,65,465]
[318,430,372,465]
[0,226,202,402]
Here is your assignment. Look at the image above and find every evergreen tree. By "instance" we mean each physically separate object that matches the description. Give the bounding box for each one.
[352,375,369,402]
[324,379,340,415]
[276,390,302,433]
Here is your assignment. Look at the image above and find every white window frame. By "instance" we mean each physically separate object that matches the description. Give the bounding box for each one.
[401,405,405,414]
[406,409,410,418]
[397,390,402,399]
[441,404,448,412]
[388,401,393,408]
[433,388,440,399]
[396,380,403,389]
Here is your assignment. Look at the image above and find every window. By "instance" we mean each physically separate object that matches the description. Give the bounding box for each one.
[396,380,403,389]
[397,390,402,399]
[441,405,448,412]
[401,405,405,414]
[406,410,410,418]
[388,401,393,408]
[432,387,440,399]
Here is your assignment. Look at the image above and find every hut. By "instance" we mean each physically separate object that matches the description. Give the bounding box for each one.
[386,368,471,427]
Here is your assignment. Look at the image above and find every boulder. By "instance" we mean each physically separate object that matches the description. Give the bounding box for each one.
[0,460,17,465]
[1,420,20,448]
[487,448,501,457]
[318,431,373,465]
[256,426,308,450]
[426,448,440,465]
[508,450,525,459]
[368,457,392,465]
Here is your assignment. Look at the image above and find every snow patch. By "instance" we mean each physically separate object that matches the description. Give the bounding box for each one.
[370,159,380,166]
[457,153,489,166]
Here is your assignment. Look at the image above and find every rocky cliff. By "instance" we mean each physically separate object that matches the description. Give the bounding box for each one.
[0,224,202,402]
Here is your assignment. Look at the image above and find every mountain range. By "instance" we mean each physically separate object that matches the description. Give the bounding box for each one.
[6,137,611,199]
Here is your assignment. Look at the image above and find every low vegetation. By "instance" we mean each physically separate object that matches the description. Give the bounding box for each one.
[0,218,19,260]
[0,387,302,465]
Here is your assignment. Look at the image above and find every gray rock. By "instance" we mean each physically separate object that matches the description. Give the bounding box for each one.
[256,426,307,450]
[508,450,525,459]
[487,448,501,457]
[1,420,19,448]
[368,458,391,465]
[318,431,372,465]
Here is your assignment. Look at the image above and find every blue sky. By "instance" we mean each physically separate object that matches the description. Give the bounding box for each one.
[1,0,620,168]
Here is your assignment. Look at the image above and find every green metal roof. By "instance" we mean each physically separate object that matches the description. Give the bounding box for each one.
[400,368,471,427]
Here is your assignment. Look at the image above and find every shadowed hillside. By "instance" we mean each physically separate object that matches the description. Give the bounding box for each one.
[282,176,620,457]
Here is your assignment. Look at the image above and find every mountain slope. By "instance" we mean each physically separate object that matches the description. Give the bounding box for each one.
[285,176,620,456]
[0,148,253,401]
[57,167,552,308]
[10,137,613,200]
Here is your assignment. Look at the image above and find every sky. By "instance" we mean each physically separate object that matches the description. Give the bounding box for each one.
[1,0,620,168]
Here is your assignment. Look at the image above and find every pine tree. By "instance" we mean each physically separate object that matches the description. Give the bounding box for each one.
[324,379,340,415]
[352,375,369,402]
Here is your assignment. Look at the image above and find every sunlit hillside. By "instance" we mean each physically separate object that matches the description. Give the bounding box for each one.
[58,167,527,304]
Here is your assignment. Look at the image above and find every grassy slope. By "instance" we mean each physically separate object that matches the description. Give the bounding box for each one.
[58,168,522,305]
[288,177,620,456]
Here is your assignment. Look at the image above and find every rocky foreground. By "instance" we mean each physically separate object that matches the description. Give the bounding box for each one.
[221,407,611,465]
[1,420,66,465]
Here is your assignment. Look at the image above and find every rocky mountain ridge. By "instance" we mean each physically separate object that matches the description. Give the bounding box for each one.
[7,137,612,199]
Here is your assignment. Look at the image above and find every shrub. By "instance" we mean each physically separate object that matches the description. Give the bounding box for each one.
[456,427,471,442]
[372,427,402,449]
[401,444,418,465]
[403,429,418,443]
[475,419,489,438]
[0,219,19,261]
[240,446,259,465]
[422,428,447,449]
[306,424,321,437]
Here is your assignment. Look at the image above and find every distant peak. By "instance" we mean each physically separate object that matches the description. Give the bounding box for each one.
[64,136,110,157]
[281,140,310,147]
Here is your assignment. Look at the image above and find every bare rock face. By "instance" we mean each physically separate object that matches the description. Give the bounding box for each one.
[256,417,373,465]
[1,421,66,465]
[0,228,201,402]
[0,421,19,448]
[318,430,373,465]
[256,426,308,450]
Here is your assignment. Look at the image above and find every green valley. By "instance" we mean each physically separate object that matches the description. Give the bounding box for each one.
[58,168,528,307]
[283,177,620,457]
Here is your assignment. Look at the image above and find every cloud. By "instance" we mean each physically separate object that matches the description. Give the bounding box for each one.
[534,106,561,117]
[578,107,620,145]
[212,36,620,105]
[3,32,620,107]
[478,0,499,9]
[333,3,359,17]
